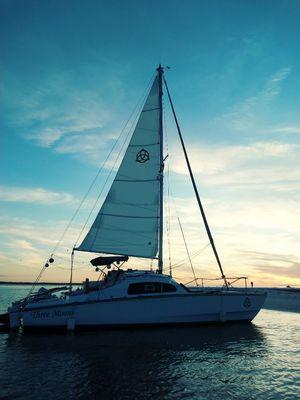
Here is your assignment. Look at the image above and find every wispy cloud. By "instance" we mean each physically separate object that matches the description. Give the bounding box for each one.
[216,67,291,131]
[240,251,300,281]
[254,263,300,279]
[273,126,300,134]
[169,140,300,191]
[0,186,77,206]
[0,216,76,247]
[3,66,125,150]
[23,88,111,148]
[53,129,123,166]
[8,239,37,252]
[262,67,291,98]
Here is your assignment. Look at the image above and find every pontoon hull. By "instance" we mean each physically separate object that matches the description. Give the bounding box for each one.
[21,292,266,330]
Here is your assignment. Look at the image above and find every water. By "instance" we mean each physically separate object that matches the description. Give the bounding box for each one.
[0,285,299,399]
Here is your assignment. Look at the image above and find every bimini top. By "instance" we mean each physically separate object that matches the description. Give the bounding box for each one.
[90,255,129,267]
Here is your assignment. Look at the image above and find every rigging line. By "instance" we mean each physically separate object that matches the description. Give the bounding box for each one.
[75,75,156,249]
[166,163,172,277]
[163,77,228,289]
[28,266,47,296]
[165,160,172,276]
[163,141,204,274]
[177,217,198,286]
[171,243,211,270]
[165,171,210,272]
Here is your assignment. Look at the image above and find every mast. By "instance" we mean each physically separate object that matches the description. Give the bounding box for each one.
[164,78,228,288]
[157,64,164,274]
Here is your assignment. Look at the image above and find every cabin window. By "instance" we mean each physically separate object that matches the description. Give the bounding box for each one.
[128,282,161,295]
[127,282,177,295]
[144,284,155,292]
[162,283,177,292]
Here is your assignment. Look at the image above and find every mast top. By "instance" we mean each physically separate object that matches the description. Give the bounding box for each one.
[157,64,164,74]
[157,64,170,74]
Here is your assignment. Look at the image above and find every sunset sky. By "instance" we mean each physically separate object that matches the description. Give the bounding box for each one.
[1,0,300,286]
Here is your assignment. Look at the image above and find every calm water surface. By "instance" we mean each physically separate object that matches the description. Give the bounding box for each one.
[0,285,299,399]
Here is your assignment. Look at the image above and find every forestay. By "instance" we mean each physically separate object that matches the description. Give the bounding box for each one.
[77,77,161,258]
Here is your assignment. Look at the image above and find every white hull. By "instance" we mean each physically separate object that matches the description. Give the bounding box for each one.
[20,292,266,330]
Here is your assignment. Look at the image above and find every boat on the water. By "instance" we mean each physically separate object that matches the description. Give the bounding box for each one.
[4,65,266,331]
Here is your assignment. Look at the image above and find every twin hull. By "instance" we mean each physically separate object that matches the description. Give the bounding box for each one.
[18,292,266,330]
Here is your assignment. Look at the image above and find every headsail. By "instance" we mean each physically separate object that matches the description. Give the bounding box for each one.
[77,76,161,258]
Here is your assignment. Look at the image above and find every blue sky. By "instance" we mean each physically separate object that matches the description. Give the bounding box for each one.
[1,0,300,285]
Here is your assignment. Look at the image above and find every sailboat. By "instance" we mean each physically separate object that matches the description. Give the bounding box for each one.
[6,65,266,331]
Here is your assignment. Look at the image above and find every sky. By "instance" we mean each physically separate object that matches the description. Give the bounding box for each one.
[1,0,300,287]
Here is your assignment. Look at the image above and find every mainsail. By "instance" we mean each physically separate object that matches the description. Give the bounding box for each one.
[77,76,161,258]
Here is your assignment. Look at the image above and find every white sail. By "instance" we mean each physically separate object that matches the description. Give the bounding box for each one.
[77,77,161,258]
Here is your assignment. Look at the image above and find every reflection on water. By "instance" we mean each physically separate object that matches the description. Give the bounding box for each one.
[1,324,266,400]
[0,286,299,399]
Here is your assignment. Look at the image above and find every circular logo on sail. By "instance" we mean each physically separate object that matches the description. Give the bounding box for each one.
[243,297,251,308]
[136,148,150,163]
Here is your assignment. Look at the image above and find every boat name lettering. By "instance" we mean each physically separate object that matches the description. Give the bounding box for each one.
[52,310,74,318]
[31,310,74,319]
[32,311,51,319]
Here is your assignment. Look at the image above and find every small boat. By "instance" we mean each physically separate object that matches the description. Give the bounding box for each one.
[7,65,266,331]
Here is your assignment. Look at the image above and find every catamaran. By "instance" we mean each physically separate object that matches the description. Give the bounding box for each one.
[4,65,266,331]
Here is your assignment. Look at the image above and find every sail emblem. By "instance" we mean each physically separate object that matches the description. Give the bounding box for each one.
[136,148,150,163]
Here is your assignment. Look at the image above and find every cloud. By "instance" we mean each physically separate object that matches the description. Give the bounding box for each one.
[3,65,124,150]
[0,185,77,206]
[216,67,291,131]
[273,126,300,134]
[8,239,37,252]
[1,193,300,285]
[262,67,291,99]
[254,263,300,279]
[53,129,123,166]
[240,251,300,281]
[0,216,78,248]
[162,185,300,284]
[195,166,300,190]
[23,88,111,148]
[170,195,300,246]
[168,140,300,191]
[55,133,106,155]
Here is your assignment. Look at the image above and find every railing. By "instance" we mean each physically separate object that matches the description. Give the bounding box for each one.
[183,276,249,289]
